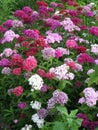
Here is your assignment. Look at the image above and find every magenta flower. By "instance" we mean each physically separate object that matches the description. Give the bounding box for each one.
[18,102,27,109]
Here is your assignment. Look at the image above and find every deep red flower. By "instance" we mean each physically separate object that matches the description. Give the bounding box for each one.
[33,38,47,48]
[36,1,48,7]
[17,36,26,43]
[25,47,38,56]
[71,17,82,25]
[76,46,87,53]
[10,54,23,68]
[20,113,26,119]
[21,41,30,48]
[75,81,82,87]
[37,68,46,77]
[45,72,55,80]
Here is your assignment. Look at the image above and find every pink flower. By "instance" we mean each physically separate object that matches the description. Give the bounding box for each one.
[23,56,37,72]
[13,119,18,124]
[41,84,48,93]
[89,26,98,36]
[66,61,76,70]
[12,68,21,76]
[55,49,63,58]
[65,39,78,49]
[13,86,23,96]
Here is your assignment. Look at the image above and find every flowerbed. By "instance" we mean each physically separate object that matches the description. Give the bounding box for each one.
[0,0,98,130]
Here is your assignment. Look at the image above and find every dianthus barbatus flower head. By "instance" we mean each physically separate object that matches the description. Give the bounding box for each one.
[45,30,62,44]
[30,101,41,110]
[1,30,19,44]
[23,56,37,72]
[45,18,61,30]
[49,64,74,80]
[60,17,80,32]
[91,44,98,55]
[23,29,39,39]
[1,67,11,75]
[12,20,23,28]
[21,124,32,130]
[37,108,48,119]
[28,74,44,91]
[31,113,44,128]
[79,87,98,107]
[42,47,55,60]
[53,90,68,104]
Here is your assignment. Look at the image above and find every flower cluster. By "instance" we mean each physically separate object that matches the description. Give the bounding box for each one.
[28,74,44,91]
[49,64,74,80]
[79,87,98,107]
[47,90,68,109]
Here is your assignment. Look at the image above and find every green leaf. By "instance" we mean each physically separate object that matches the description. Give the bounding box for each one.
[57,106,68,116]
[53,121,64,130]
[75,119,82,127]
[67,118,73,126]
[88,65,98,86]
[58,80,67,90]
[69,109,78,118]
[95,127,98,130]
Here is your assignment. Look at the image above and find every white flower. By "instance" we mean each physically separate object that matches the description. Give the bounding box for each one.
[68,72,75,80]
[91,44,98,55]
[30,101,41,110]
[28,74,44,91]
[75,63,83,71]
[31,113,44,128]
[37,120,44,128]
[87,69,95,75]
[21,124,32,130]
[85,78,90,83]
[49,64,74,80]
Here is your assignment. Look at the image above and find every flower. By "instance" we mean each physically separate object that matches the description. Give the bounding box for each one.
[28,74,44,91]
[55,49,63,58]
[53,90,68,104]
[1,30,19,44]
[0,58,10,67]
[91,44,98,55]
[1,67,11,75]
[13,86,23,96]
[42,47,55,60]
[3,48,14,57]
[23,56,37,72]
[12,20,23,28]
[79,87,98,107]
[21,124,32,130]
[45,31,62,44]
[65,39,78,49]
[76,53,94,64]
[30,101,41,110]
[89,26,98,36]
[13,119,18,124]
[49,64,74,80]
[12,68,21,76]
[3,19,13,29]
[18,102,27,109]
[31,113,44,128]
[10,54,23,68]
[41,84,48,93]
[37,108,48,118]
